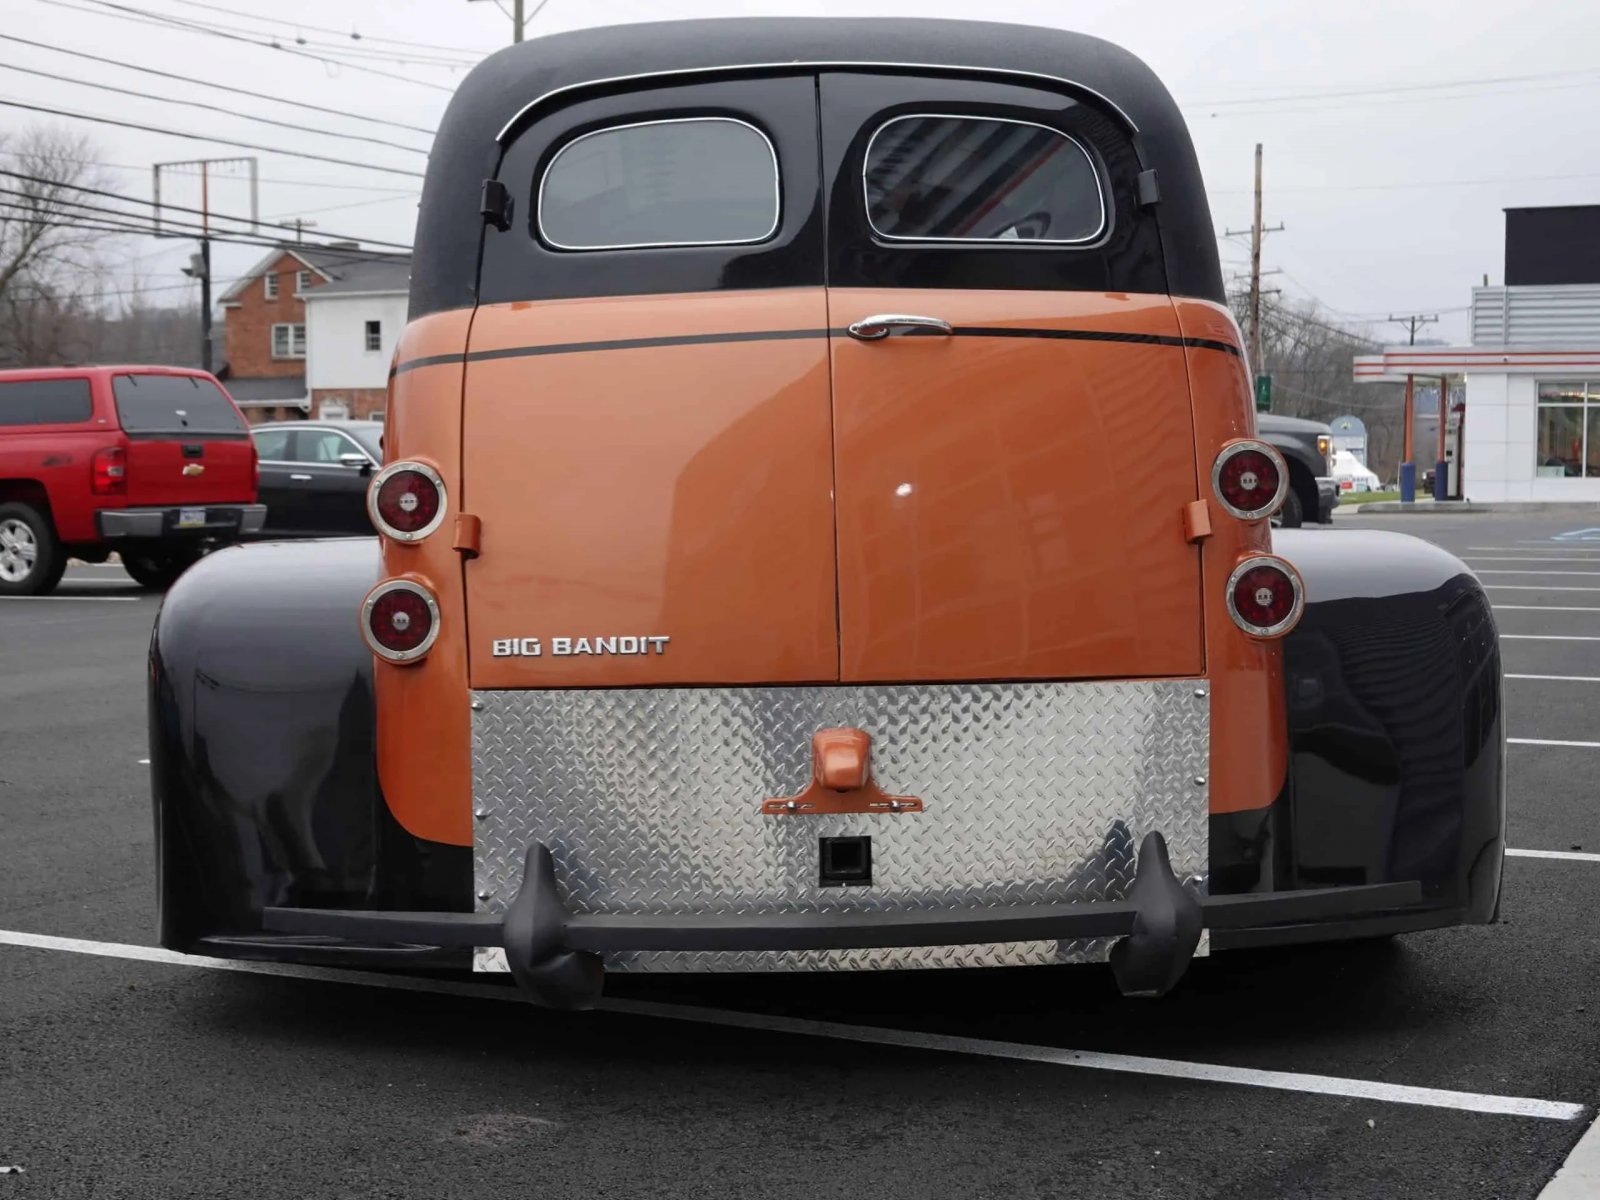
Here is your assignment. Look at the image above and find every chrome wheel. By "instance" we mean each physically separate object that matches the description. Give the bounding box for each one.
[0,516,37,583]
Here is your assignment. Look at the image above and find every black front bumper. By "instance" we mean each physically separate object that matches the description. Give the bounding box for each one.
[264,833,1438,1010]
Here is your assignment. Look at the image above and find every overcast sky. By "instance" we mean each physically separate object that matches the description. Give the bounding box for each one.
[8,0,1600,342]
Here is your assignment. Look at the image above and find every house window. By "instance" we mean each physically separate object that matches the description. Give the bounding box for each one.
[271,322,307,359]
[1536,381,1600,478]
[364,320,382,352]
[263,273,278,300]
[296,269,313,293]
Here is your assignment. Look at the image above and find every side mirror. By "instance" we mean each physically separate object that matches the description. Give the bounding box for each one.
[339,452,374,475]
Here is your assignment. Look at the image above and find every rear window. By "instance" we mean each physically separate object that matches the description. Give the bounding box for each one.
[112,374,246,436]
[0,378,93,426]
[863,115,1106,244]
[538,117,780,250]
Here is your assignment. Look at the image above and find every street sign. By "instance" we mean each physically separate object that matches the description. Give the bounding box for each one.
[1254,373,1272,412]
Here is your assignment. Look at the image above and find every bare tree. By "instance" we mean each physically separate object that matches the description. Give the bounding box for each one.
[0,127,124,366]
[1231,291,1407,481]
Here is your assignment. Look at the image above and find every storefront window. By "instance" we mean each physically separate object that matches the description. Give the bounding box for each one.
[1536,381,1600,478]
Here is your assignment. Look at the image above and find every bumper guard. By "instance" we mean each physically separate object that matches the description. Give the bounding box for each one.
[263,833,1429,1010]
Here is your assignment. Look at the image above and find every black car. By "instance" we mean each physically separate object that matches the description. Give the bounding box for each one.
[250,420,382,537]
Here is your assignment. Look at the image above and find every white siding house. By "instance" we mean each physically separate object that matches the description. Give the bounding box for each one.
[300,256,410,419]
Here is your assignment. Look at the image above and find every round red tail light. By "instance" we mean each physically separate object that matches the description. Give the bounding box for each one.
[1226,555,1304,638]
[1212,440,1287,520]
[362,580,440,663]
[368,461,446,542]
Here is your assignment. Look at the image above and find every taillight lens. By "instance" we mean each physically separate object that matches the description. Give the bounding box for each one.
[1226,555,1304,638]
[92,446,127,495]
[367,460,445,542]
[361,580,440,663]
[1211,440,1287,520]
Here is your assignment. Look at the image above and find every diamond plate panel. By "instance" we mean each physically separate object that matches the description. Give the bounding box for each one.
[472,680,1209,973]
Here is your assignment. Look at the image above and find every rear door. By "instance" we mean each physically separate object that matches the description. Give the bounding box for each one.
[286,427,375,533]
[819,73,1204,682]
[463,75,837,688]
[111,373,256,506]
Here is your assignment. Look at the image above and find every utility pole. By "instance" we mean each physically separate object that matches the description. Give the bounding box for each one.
[286,218,318,244]
[1387,312,1439,503]
[1224,143,1284,401]
[467,0,546,43]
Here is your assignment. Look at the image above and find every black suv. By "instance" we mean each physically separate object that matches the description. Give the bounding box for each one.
[1256,412,1336,527]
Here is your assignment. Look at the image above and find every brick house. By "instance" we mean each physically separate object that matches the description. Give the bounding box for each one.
[216,244,410,422]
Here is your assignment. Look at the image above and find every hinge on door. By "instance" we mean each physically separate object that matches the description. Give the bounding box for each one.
[1137,169,1160,209]
[454,513,482,559]
[1183,500,1212,544]
[479,179,513,231]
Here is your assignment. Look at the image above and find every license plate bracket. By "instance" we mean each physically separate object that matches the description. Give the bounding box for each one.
[176,507,207,529]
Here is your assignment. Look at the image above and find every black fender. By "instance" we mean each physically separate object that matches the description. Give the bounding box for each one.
[148,537,471,964]
[1232,529,1505,926]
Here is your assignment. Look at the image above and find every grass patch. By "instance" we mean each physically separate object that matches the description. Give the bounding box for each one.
[1340,490,1401,505]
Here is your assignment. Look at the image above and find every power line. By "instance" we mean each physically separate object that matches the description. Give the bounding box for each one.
[0,148,420,193]
[0,168,413,250]
[0,35,437,137]
[0,98,426,180]
[0,198,407,263]
[38,0,456,93]
[266,193,417,220]
[1187,65,1600,109]
[155,0,495,55]
[0,61,429,157]
[132,0,483,65]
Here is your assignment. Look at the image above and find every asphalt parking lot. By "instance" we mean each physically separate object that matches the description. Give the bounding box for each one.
[4,514,1600,1199]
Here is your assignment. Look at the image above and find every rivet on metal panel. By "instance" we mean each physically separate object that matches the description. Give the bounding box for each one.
[1193,776,1207,786]
[470,699,484,711]
[1194,688,1208,699]
[474,808,489,820]
[477,890,492,901]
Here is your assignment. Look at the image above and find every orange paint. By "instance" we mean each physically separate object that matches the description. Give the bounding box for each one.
[461,290,839,689]
[375,309,475,847]
[830,288,1203,682]
[1173,297,1286,815]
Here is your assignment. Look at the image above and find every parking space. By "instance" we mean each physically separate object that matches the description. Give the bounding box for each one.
[3,514,1600,1198]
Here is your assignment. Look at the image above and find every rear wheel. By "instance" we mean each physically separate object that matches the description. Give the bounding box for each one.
[1272,486,1304,529]
[0,503,65,596]
[122,548,201,591]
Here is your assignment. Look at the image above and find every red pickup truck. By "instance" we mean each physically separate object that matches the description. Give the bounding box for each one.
[0,366,264,595]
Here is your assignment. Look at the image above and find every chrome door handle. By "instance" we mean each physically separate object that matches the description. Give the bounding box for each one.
[290,473,312,481]
[846,314,954,341]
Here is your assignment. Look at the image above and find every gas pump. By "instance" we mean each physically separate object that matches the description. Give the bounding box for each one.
[1444,398,1465,500]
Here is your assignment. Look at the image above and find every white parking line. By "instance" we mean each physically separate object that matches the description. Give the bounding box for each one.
[1506,675,1600,683]
[1502,635,1600,641]
[1508,849,1600,863]
[0,595,139,603]
[1492,605,1600,612]
[1466,557,1600,564]
[1476,570,1600,577]
[1509,738,1600,749]
[0,928,1584,1121]
[1485,585,1600,592]
[1472,546,1600,553]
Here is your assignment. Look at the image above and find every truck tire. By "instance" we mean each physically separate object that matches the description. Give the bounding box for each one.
[0,502,66,596]
[1274,486,1304,529]
[123,548,201,591]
